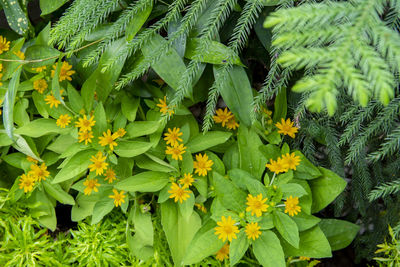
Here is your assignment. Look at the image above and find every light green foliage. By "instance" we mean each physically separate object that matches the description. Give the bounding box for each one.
[264,0,400,115]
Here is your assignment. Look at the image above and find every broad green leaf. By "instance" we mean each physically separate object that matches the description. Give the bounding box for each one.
[272,88,287,122]
[213,172,247,213]
[71,193,99,221]
[14,118,70,137]
[91,189,115,224]
[14,99,29,126]
[215,65,253,127]
[25,45,60,68]
[0,133,13,146]
[319,219,359,251]
[67,84,84,113]
[121,93,140,121]
[229,168,267,195]
[280,183,308,198]
[185,38,242,65]
[40,0,69,15]
[161,201,201,266]
[281,225,332,258]
[115,171,169,192]
[259,213,274,229]
[126,121,159,138]
[182,220,224,265]
[135,154,177,172]
[126,1,152,40]
[43,180,75,205]
[92,102,107,137]
[114,141,152,157]
[230,231,249,266]
[3,67,22,139]
[291,212,321,231]
[205,151,225,175]
[309,167,346,213]
[32,91,49,118]
[29,190,56,231]
[52,149,95,183]
[273,211,300,248]
[142,34,192,97]
[238,126,268,178]
[253,230,285,267]
[179,192,195,220]
[0,0,28,35]
[293,151,321,180]
[187,131,232,153]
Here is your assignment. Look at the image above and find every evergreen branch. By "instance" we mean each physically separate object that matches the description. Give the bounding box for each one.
[369,180,400,201]
[368,124,400,162]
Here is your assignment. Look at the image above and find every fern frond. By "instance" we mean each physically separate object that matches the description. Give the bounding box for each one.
[83,0,154,66]
[368,124,400,162]
[369,180,400,201]
[265,0,400,114]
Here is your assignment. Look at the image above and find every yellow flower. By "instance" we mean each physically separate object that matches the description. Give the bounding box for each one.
[165,143,186,161]
[245,222,261,240]
[195,203,207,213]
[45,94,61,108]
[98,129,119,151]
[215,243,229,261]
[193,153,213,176]
[284,196,301,216]
[163,127,183,146]
[178,173,194,188]
[83,178,100,195]
[226,116,239,130]
[32,66,46,72]
[19,173,35,193]
[13,51,25,60]
[156,96,174,116]
[33,79,48,94]
[29,163,50,182]
[26,156,38,164]
[115,128,126,138]
[56,114,71,128]
[281,153,301,170]
[246,194,269,217]
[0,36,10,54]
[168,182,191,203]
[75,115,96,132]
[214,216,240,242]
[265,157,289,174]
[299,256,311,261]
[275,118,298,138]
[88,151,108,175]
[104,168,117,183]
[51,61,75,82]
[78,130,94,145]
[109,189,126,207]
[213,108,234,127]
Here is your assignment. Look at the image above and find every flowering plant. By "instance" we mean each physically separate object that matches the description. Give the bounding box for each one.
[0,13,359,267]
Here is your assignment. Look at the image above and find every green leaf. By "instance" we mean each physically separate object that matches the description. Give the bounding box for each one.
[161,201,201,266]
[238,126,268,178]
[115,171,170,192]
[114,141,152,157]
[229,168,267,195]
[291,212,321,232]
[43,180,75,205]
[182,220,224,265]
[253,230,285,267]
[213,172,247,213]
[187,131,232,153]
[215,65,253,127]
[67,84,84,113]
[25,45,60,68]
[280,183,308,198]
[40,0,69,15]
[293,151,322,180]
[3,67,22,139]
[259,213,274,229]
[230,231,249,266]
[309,167,347,213]
[32,91,49,118]
[121,93,140,121]
[91,189,115,224]
[319,219,359,251]
[29,190,56,230]
[52,149,95,183]
[273,211,300,248]
[126,1,152,41]
[272,88,287,122]
[185,38,242,65]
[71,193,99,222]
[135,154,177,172]
[281,225,332,258]
[126,121,159,138]
[14,118,70,137]
[0,0,28,35]
[179,191,195,220]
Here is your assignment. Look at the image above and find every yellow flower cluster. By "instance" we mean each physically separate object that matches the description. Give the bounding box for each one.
[156,96,174,116]
[193,153,213,176]
[284,195,301,216]
[75,115,96,144]
[164,127,186,161]
[0,36,10,55]
[265,152,301,174]
[51,61,75,82]
[246,193,269,217]
[18,161,50,193]
[33,79,48,94]
[275,118,299,138]
[213,108,239,130]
